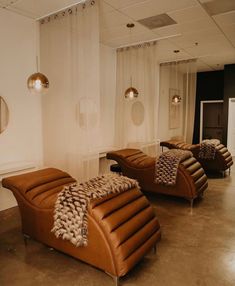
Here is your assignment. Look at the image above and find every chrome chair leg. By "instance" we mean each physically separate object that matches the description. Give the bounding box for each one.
[153,244,157,255]
[23,234,30,246]
[190,198,194,209]
[114,276,119,286]
[105,272,120,286]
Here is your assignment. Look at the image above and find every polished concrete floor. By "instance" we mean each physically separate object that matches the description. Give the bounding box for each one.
[1,167,235,286]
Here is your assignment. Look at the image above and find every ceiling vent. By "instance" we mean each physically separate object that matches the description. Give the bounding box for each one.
[201,0,235,16]
[137,14,177,30]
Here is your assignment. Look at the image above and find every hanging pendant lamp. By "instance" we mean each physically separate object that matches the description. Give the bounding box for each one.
[124,23,139,100]
[125,87,139,99]
[172,50,181,105]
[27,56,49,95]
[172,94,182,104]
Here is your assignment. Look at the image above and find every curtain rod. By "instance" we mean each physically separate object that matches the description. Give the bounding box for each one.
[116,33,182,49]
[36,0,85,21]
[160,58,197,65]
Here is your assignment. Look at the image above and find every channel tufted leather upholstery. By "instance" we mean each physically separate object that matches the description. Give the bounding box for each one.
[2,168,161,279]
[160,140,233,174]
[107,149,208,202]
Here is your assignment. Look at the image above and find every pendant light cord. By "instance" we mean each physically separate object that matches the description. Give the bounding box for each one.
[36,56,39,73]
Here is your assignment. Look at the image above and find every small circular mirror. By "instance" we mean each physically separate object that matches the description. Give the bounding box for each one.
[0,96,9,134]
[131,101,145,126]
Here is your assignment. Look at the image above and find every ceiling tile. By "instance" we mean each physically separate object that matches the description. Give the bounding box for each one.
[200,0,235,16]
[152,24,181,37]
[196,60,213,72]
[184,41,235,57]
[101,22,149,41]
[103,0,147,10]
[100,9,131,29]
[120,0,198,21]
[101,30,157,48]
[100,0,114,14]
[168,5,208,24]
[213,10,235,26]
[179,17,215,34]
[219,23,235,40]
[8,0,83,19]
[0,0,18,8]
[199,52,235,70]
[173,27,222,46]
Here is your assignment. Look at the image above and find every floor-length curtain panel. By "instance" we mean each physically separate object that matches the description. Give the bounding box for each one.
[115,42,159,155]
[183,60,197,143]
[158,59,197,143]
[40,0,100,182]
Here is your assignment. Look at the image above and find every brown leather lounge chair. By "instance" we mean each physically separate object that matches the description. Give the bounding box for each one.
[106,149,208,207]
[160,140,233,176]
[2,168,161,286]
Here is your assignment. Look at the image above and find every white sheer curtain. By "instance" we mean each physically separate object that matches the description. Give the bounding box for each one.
[40,0,100,182]
[158,59,197,143]
[115,42,160,156]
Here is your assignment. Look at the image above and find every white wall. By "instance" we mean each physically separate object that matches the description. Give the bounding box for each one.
[0,10,43,211]
[100,44,116,149]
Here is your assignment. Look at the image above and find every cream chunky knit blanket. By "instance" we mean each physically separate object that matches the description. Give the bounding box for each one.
[199,139,220,160]
[155,149,193,186]
[52,174,139,247]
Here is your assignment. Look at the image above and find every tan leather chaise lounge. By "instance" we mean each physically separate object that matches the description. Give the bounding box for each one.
[160,140,233,176]
[107,149,208,207]
[2,168,161,285]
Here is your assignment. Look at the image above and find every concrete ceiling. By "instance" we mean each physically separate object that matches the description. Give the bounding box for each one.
[0,0,235,72]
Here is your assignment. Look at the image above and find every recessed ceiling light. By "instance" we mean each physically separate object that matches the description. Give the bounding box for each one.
[126,23,135,28]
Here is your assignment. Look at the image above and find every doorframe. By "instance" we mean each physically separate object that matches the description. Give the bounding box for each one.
[227,98,235,155]
[200,100,224,142]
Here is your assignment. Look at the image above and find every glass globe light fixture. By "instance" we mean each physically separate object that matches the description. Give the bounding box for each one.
[124,23,139,100]
[27,72,49,95]
[124,87,139,100]
[172,94,181,105]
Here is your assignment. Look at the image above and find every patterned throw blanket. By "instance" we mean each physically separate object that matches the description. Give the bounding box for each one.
[155,149,193,186]
[199,139,220,160]
[52,174,139,247]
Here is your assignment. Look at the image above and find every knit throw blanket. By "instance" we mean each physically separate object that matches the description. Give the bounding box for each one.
[199,139,220,160]
[51,174,139,247]
[155,149,193,186]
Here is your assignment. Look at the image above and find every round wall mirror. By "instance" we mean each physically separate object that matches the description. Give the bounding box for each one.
[131,101,145,126]
[0,96,9,134]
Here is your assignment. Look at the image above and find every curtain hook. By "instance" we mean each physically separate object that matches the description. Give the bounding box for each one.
[91,0,95,5]
[68,9,72,14]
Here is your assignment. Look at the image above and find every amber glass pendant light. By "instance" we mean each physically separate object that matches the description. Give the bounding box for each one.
[124,23,139,100]
[172,50,181,105]
[27,56,49,95]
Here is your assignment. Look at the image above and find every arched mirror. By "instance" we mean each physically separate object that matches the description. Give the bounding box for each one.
[131,101,145,126]
[0,96,9,134]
